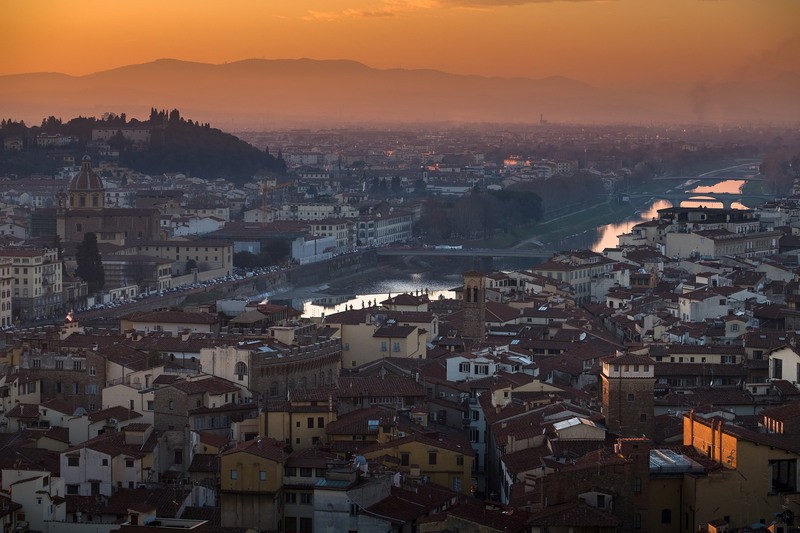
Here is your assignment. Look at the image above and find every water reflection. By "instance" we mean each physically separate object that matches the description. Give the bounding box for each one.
[273,275,461,318]
[588,180,750,251]
[591,200,672,251]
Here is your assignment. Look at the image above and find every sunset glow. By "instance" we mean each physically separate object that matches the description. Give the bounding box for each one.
[3,0,798,86]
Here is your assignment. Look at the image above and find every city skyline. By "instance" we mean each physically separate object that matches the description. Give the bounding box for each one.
[3,0,798,89]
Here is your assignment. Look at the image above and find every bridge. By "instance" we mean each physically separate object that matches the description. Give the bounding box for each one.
[628,191,775,209]
[376,247,555,259]
[652,175,764,182]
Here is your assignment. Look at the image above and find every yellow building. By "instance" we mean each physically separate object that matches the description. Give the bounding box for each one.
[262,392,337,450]
[0,258,12,328]
[682,412,800,531]
[0,247,62,321]
[324,309,430,368]
[360,431,474,495]
[219,437,289,532]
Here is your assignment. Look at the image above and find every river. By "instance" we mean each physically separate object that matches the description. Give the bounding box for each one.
[555,179,752,252]
[270,178,756,316]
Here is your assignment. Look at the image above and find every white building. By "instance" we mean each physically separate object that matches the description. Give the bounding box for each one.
[2,469,67,532]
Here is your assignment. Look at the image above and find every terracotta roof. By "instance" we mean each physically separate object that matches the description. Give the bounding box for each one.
[87,405,142,423]
[221,437,288,463]
[122,310,219,325]
[171,376,241,395]
[527,500,621,527]
[444,499,531,533]
[364,483,456,524]
[337,376,426,398]
[189,453,218,473]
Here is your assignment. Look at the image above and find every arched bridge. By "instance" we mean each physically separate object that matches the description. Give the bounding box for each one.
[377,247,556,259]
[628,191,774,209]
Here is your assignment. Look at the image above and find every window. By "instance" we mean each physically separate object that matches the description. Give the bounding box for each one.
[300,467,313,477]
[475,364,489,375]
[640,414,647,423]
[285,492,297,504]
[349,503,360,516]
[299,518,312,531]
[633,477,642,493]
[126,460,134,468]
[66,485,79,495]
[459,362,470,373]
[381,341,387,352]
[146,400,154,411]
[169,400,175,411]
[429,452,437,465]
[401,453,410,466]
[633,513,642,529]
[317,417,325,428]
[470,429,480,443]
[285,466,297,477]
[393,342,401,352]
[102,459,108,466]
[300,493,312,505]
[774,358,783,380]
[770,459,797,492]
[174,450,183,465]
[229,469,238,480]
[627,393,635,401]
[452,476,461,492]
[307,417,314,429]
[68,457,79,467]
[457,455,464,466]
[73,360,83,371]
[259,471,267,481]
[89,366,96,376]
[661,509,672,524]
[32,359,41,369]
[55,360,63,369]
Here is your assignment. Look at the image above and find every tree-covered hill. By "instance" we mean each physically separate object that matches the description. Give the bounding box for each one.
[0,109,286,181]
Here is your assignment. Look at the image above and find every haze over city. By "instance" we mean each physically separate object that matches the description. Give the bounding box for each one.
[2,0,799,126]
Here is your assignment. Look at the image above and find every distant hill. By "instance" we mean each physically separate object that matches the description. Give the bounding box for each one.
[0,58,798,127]
[0,110,286,181]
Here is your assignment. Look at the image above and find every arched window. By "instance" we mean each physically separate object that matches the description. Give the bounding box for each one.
[235,361,248,376]
[269,382,278,397]
[79,195,86,207]
[91,194,99,207]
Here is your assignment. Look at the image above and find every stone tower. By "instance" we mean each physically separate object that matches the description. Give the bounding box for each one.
[461,270,485,342]
[600,353,655,438]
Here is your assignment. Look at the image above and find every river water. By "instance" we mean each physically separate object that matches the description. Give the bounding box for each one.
[562,179,751,252]
[271,179,754,316]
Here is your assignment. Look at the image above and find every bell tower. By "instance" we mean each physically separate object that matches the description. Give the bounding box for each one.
[461,270,485,342]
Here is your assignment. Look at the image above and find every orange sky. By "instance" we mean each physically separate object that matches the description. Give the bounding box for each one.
[2,0,798,86]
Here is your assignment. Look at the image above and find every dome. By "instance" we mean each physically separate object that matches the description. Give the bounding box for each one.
[69,155,104,191]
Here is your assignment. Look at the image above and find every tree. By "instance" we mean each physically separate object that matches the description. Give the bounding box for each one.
[75,233,105,293]
[185,259,197,274]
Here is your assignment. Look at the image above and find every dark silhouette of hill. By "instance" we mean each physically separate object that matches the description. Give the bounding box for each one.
[0,58,798,127]
[0,110,286,181]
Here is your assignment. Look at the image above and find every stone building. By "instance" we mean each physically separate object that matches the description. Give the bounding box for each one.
[600,353,655,438]
[56,156,161,243]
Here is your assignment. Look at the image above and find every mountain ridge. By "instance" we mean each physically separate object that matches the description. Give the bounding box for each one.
[1,58,797,127]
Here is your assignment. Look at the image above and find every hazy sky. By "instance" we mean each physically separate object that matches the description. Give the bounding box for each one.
[2,0,798,86]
